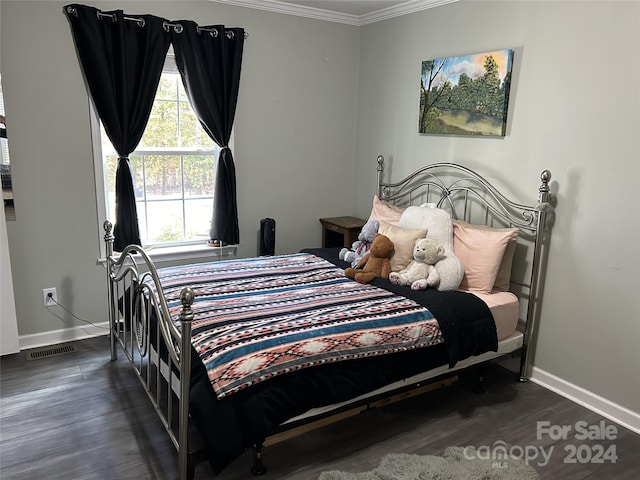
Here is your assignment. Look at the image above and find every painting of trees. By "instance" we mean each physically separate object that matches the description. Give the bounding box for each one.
[418,49,513,136]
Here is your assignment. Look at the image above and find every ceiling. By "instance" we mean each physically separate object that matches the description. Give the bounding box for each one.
[210,0,458,25]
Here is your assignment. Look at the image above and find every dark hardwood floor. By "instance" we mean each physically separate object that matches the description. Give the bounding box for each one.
[1,335,639,479]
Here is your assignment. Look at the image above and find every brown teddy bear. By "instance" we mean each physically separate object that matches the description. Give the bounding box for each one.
[344,233,394,284]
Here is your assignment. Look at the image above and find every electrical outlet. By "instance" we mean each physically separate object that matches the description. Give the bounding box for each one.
[43,288,57,307]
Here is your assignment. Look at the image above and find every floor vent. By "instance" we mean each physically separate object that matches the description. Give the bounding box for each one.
[26,343,78,360]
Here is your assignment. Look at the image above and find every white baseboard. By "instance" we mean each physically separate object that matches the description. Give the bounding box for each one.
[18,323,109,351]
[531,366,640,435]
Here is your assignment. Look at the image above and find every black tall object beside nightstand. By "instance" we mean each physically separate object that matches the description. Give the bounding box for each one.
[319,216,366,248]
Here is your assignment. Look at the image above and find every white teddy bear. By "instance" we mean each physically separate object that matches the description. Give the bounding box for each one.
[397,204,464,291]
[389,237,445,290]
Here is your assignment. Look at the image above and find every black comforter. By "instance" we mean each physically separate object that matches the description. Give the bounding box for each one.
[186,248,497,473]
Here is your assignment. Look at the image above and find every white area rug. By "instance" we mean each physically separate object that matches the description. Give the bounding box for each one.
[318,446,540,480]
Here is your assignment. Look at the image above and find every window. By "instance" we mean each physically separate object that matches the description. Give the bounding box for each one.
[100,55,219,247]
[93,54,233,260]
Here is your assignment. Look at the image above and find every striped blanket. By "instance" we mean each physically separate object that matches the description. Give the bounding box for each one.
[152,253,444,398]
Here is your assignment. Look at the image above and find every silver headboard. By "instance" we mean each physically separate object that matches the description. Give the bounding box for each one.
[376,155,554,381]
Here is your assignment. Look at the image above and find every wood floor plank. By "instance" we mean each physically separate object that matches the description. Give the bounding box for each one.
[1,335,639,479]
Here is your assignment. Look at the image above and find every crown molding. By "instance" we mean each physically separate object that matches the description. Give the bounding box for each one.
[208,0,458,26]
[209,0,360,25]
[359,0,458,25]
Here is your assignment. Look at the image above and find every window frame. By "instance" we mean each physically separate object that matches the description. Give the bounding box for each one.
[91,55,236,263]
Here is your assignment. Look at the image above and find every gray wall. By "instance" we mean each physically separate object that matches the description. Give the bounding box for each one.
[353,0,640,414]
[1,1,359,335]
[2,0,639,418]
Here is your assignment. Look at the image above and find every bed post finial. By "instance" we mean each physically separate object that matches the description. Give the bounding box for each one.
[377,155,384,199]
[539,170,551,203]
[103,220,114,248]
[179,288,195,317]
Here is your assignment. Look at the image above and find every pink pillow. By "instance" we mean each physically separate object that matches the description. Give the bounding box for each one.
[452,221,516,294]
[368,195,405,226]
[453,220,518,292]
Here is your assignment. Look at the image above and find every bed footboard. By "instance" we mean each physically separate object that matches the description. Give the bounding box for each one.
[103,221,194,480]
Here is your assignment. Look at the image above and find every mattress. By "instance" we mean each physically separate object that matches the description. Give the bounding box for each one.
[149,256,519,403]
[470,290,519,340]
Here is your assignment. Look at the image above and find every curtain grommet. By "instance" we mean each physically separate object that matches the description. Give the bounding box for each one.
[163,21,183,33]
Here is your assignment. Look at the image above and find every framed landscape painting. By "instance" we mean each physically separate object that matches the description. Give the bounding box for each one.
[418,49,514,136]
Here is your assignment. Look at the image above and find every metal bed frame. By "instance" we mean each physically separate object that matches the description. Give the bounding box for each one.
[104,229,195,479]
[375,155,553,381]
[104,157,554,480]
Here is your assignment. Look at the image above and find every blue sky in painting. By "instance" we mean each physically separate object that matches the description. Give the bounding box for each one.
[429,50,513,87]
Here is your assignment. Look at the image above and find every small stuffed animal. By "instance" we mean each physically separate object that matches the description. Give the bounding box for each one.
[344,233,394,284]
[389,237,445,290]
[339,219,379,267]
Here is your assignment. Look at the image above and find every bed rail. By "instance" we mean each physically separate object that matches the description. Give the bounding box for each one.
[103,221,193,480]
[376,156,554,381]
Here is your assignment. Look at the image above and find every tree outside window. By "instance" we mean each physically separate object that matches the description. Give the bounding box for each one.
[101,70,220,246]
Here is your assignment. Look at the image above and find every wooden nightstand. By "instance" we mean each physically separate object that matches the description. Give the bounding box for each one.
[319,216,367,248]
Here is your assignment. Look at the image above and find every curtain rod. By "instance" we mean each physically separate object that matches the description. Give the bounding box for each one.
[65,6,249,39]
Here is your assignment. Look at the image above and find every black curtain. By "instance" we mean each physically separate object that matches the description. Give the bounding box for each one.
[64,4,171,251]
[171,22,244,246]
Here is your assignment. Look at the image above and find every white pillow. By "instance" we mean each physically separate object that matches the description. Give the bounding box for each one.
[399,204,464,291]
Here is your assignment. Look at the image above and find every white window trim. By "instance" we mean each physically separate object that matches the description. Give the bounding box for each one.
[89,98,236,265]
